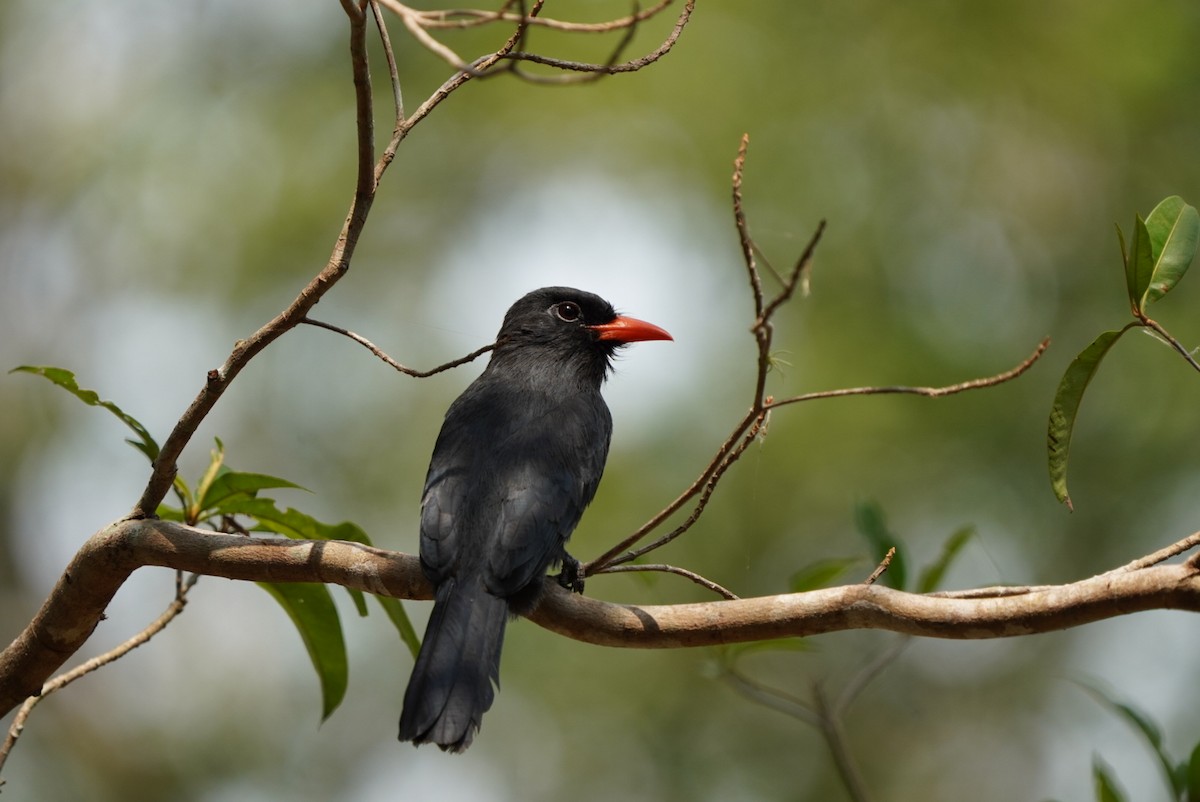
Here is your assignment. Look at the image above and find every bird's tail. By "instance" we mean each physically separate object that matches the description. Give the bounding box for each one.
[398,577,508,753]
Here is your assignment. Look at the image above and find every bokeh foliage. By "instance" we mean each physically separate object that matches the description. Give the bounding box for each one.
[3,2,1200,800]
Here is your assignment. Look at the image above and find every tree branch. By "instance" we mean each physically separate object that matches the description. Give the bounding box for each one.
[3,520,1199,718]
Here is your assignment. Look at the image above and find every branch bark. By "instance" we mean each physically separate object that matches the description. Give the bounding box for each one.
[3,519,1198,718]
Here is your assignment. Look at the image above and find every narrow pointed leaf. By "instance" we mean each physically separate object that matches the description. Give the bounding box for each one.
[1093,757,1127,802]
[213,496,371,545]
[1047,328,1130,509]
[1129,216,1154,314]
[374,595,421,659]
[1117,223,1135,309]
[719,638,813,667]
[155,504,187,523]
[224,498,373,618]
[1186,740,1200,802]
[789,557,862,592]
[917,525,976,593]
[194,439,227,518]
[11,365,159,461]
[1141,196,1200,309]
[258,582,348,721]
[1078,680,1179,795]
[198,470,307,516]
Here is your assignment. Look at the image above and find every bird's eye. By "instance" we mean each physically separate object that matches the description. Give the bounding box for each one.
[552,302,582,322]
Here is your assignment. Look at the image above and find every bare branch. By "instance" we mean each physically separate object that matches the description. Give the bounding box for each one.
[0,574,198,774]
[596,563,741,600]
[587,410,766,571]
[812,684,875,802]
[370,0,405,123]
[862,547,896,585]
[396,0,675,33]
[503,1,643,85]
[394,2,478,73]
[4,521,1200,719]
[1112,529,1200,572]
[131,7,384,518]
[766,337,1052,409]
[588,136,1043,579]
[300,317,495,377]
[1138,315,1200,374]
[722,667,818,725]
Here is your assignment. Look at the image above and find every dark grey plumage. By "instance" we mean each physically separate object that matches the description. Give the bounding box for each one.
[398,287,669,752]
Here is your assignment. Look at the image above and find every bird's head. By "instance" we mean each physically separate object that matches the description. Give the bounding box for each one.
[492,287,671,384]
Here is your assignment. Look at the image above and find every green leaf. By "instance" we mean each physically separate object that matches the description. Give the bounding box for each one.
[1093,756,1127,802]
[1126,215,1155,313]
[1186,740,1200,802]
[194,438,227,518]
[1047,328,1131,510]
[789,557,862,592]
[717,637,812,668]
[374,595,421,659]
[224,498,373,616]
[1077,680,1179,796]
[155,504,187,523]
[917,525,975,593]
[1117,223,1133,306]
[197,470,307,518]
[214,496,371,545]
[258,582,348,722]
[10,365,159,461]
[1141,195,1200,309]
[853,500,907,590]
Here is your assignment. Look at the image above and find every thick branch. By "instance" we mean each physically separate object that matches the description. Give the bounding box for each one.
[3,520,1199,717]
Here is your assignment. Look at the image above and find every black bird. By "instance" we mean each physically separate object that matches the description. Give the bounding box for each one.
[398,286,671,752]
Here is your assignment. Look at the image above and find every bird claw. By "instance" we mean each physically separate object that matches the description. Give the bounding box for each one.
[556,555,586,594]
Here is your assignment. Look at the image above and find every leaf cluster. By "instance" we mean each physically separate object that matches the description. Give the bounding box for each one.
[11,366,417,722]
[1047,196,1200,510]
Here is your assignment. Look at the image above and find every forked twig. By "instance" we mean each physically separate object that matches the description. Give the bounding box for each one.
[0,574,200,775]
[586,134,1049,579]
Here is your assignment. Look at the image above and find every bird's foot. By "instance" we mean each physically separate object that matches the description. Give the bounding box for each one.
[556,554,586,594]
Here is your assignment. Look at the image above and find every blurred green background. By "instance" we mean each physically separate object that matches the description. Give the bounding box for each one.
[3,1,1200,800]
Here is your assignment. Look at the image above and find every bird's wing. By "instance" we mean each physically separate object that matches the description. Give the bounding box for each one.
[483,395,611,595]
[419,381,611,594]
[419,389,495,583]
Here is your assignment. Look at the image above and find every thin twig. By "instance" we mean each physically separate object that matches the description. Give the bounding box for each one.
[132,3,382,517]
[300,317,494,377]
[590,411,766,571]
[0,574,199,776]
[399,0,674,32]
[370,0,405,123]
[723,666,819,726]
[377,0,546,179]
[1138,316,1200,374]
[1109,529,1200,573]
[498,0,694,74]
[395,2,479,73]
[503,0,643,85]
[834,637,910,714]
[733,134,763,321]
[596,563,740,600]
[862,547,895,585]
[766,337,1051,409]
[813,684,875,802]
[588,134,1046,589]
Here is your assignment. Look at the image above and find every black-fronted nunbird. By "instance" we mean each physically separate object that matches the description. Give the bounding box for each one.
[398,286,671,753]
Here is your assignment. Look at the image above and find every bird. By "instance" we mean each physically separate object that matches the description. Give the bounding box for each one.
[398,286,672,753]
